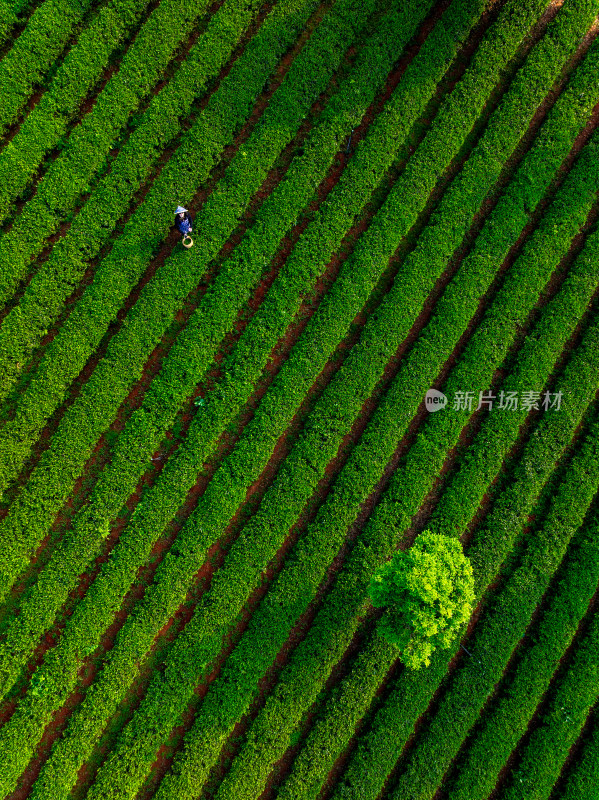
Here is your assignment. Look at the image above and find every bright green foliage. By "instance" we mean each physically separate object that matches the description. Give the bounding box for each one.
[369,532,474,669]
[3,0,599,798]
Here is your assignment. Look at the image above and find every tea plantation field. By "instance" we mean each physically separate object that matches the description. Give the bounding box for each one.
[0,0,598,798]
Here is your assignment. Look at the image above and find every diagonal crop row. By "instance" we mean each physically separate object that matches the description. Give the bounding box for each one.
[559,708,599,800]
[443,515,599,800]
[0,0,273,405]
[58,12,599,796]
[6,2,561,794]
[0,0,431,706]
[0,0,216,305]
[321,333,599,800]
[499,606,599,800]
[0,0,96,134]
[208,153,599,800]
[0,0,155,224]
[0,0,344,598]
[0,0,22,45]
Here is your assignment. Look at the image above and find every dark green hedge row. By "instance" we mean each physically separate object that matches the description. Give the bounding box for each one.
[0,0,152,225]
[0,0,326,599]
[0,0,214,304]
[326,323,599,800]
[0,0,416,709]
[0,0,263,404]
[0,0,18,44]
[501,603,599,800]
[0,0,38,46]
[447,517,599,800]
[560,709,599,800]
[0,0,95,134]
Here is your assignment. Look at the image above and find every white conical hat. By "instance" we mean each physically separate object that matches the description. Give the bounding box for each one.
[175,205,188,214]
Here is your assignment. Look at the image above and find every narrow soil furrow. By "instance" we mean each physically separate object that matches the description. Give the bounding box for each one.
[545,704,599,800]
[484,585,599,800]
[0,0,44,61]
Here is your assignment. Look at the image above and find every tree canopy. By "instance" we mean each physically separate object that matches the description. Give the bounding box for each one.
[368,531,474,669]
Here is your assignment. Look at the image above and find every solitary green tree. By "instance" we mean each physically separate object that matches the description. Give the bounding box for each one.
[368,531,474,669]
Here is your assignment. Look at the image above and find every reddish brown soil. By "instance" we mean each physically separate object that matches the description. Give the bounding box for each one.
[485,587,599,800]
[0,0,408,688]
[544,703,599,800]
[347,366,599,800]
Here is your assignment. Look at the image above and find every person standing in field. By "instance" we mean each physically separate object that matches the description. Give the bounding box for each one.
[174,205,193,239]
